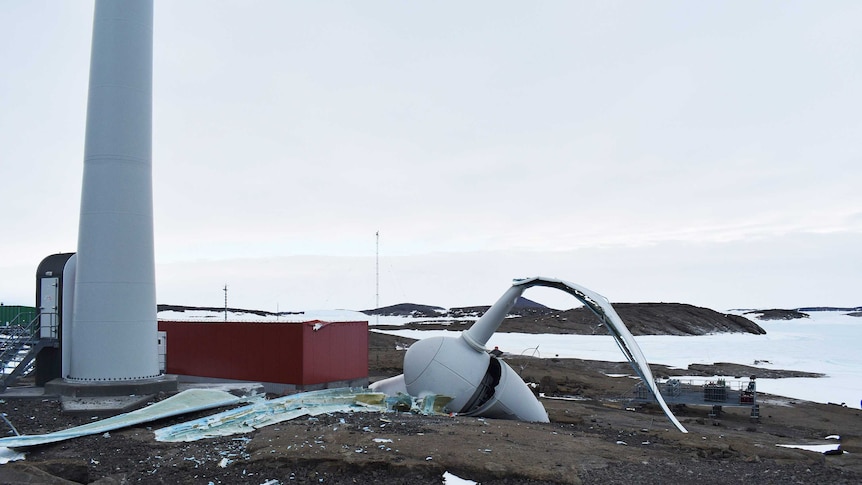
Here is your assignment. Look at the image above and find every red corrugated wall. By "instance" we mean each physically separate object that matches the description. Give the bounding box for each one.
[157,320,367,385]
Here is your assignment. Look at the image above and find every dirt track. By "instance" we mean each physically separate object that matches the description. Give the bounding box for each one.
[0,331,859,484]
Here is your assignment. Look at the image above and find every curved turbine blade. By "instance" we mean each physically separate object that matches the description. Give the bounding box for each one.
[512,277,688,433]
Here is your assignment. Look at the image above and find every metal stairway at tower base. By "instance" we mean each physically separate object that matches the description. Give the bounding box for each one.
[0,312,57,392]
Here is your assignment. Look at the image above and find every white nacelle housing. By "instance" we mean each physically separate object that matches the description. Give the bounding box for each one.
[404,335,548,422]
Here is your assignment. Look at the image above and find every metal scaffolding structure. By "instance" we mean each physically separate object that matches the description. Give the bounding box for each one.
[631,376,761,420]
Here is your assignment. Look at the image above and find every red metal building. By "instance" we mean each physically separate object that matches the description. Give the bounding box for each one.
[157,320,368,392]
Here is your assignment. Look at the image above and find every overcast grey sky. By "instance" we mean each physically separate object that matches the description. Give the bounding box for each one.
[2,1,860,312]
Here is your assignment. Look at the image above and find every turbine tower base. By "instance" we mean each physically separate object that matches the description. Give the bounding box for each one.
[45,375,177,399]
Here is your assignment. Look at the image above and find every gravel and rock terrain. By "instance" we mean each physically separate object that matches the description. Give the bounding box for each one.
[0,305,859,484]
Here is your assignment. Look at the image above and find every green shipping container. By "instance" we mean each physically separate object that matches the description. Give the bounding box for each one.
[0,305,37,326]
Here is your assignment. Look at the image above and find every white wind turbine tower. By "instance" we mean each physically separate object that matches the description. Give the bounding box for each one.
[55,0,173,395]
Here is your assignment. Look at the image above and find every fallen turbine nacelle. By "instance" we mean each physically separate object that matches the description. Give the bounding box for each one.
[404,333,549,422]
[371,276,688,433]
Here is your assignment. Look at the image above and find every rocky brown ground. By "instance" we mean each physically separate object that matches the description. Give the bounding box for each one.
[0,331,859,484]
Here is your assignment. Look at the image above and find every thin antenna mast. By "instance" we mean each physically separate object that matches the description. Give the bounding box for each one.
[223,284,228,322]
[375,231,380,325]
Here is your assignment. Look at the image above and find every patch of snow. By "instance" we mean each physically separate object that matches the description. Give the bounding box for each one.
[777,443,843,454]
[443,471,477,485]
[540,394,589,402]
[0,447,25,464]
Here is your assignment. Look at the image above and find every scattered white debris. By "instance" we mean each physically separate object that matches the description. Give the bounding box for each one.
[426,456,433,460]
[373,438,393,443]
[102,432,110,438]
[218,457,230,468]
[825,435,840,440]
[616,441,627,445]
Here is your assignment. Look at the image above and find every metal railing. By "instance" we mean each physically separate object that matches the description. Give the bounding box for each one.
[0,311,57,388]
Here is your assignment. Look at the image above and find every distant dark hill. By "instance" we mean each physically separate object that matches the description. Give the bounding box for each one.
[363,297,551,319]
[743,307,862,320]
[512,296,552,310]
[796,306,862,312]
[361,303,446,318]
[504,303,766,336]
[448,297,553,319]
[744,309,809,321]
[367,302,766,336]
